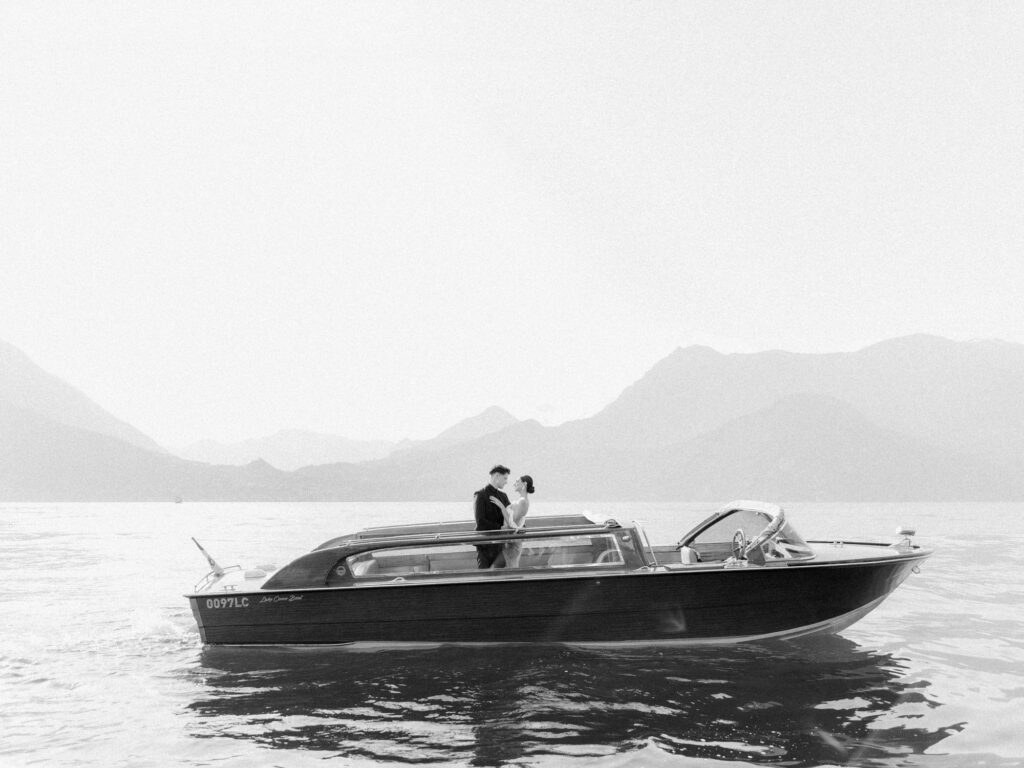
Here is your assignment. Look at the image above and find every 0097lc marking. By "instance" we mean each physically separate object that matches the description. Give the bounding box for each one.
[205,597,249,609]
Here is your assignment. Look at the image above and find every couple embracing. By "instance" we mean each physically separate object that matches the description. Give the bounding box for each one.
[473,464,535,569]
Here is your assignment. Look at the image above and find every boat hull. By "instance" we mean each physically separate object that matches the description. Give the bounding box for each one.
[189,552,926,646]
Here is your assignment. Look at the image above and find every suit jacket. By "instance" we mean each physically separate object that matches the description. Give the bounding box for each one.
[474,484,510,531]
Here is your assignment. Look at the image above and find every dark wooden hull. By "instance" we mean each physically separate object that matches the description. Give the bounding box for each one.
[189,551,927,646]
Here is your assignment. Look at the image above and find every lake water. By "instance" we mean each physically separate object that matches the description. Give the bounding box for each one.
[2,501,1023,767]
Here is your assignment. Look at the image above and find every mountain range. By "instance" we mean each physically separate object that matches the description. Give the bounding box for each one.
[2,334,1022,501]
[177,405,519,470]
[179,431,398,470]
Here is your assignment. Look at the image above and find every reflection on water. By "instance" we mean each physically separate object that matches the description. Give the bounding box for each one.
[188,636,963,767]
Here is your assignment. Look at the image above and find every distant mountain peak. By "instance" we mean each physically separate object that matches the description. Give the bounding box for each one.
[246,458,280,471]
[0,338,32,363]
[0,336,165,453]
[671,344,722,358]
[639,345,722,379]
[388,406,521,457]
[965,337,1023,349]
[859,334,955,353]
[479,405,517,419]
[427,406,519,444]
[855,334,1024,362]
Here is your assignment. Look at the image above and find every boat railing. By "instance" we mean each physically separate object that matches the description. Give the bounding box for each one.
[193,564,241,592]
[316,515,619,551]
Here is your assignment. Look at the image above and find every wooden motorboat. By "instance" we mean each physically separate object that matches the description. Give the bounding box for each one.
[186,500,931,646]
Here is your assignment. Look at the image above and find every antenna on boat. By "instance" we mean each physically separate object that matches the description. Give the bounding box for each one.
[191,537,225,577]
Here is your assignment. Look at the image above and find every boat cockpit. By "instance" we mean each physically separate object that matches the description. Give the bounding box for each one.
[669,500,816,566]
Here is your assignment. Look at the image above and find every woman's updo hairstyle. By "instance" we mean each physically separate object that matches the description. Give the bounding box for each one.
[520,475,535,494]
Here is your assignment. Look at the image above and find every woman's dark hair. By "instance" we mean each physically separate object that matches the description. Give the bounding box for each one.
[520,475,535,494]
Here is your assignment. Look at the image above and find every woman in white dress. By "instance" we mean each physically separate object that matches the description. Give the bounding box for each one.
[500,475,534,568]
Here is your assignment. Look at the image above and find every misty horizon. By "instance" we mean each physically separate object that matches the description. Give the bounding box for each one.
[5,3,1023,453]
[5,331,1024,501]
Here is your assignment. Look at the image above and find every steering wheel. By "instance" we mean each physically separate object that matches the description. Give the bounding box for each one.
[596,549,621,565]
[731,529,747,560]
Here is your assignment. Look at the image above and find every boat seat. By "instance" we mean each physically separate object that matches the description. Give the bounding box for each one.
[516,552,547,568]
[546,549,595,567]
[428,552,478,572]
[690,543,733,563]
[350,560,380,577]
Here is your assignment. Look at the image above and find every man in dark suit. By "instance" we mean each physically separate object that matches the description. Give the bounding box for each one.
[474,464,511,568]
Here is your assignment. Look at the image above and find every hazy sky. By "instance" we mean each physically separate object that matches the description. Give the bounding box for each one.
[2,2,1022,448]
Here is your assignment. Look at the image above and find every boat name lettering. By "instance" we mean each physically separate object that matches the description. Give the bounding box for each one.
[205,597,249,609]
[258,595,304,604]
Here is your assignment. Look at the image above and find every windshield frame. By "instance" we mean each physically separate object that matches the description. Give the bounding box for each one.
[677,500,815,563]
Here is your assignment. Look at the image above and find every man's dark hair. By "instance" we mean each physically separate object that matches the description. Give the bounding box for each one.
[489,465,511,475]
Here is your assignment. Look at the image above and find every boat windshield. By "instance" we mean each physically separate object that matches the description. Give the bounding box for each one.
[335,532,627,582]
[679,504,814,563]
[767,520,815,560]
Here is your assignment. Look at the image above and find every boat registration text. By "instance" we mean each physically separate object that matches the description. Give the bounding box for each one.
[205,597,249,609]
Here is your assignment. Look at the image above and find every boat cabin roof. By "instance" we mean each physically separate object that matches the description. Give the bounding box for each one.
[265,515,636,590]
[314,512,618,551]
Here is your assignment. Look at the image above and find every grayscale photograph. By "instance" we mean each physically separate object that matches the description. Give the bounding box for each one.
[2,2,1022,766]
